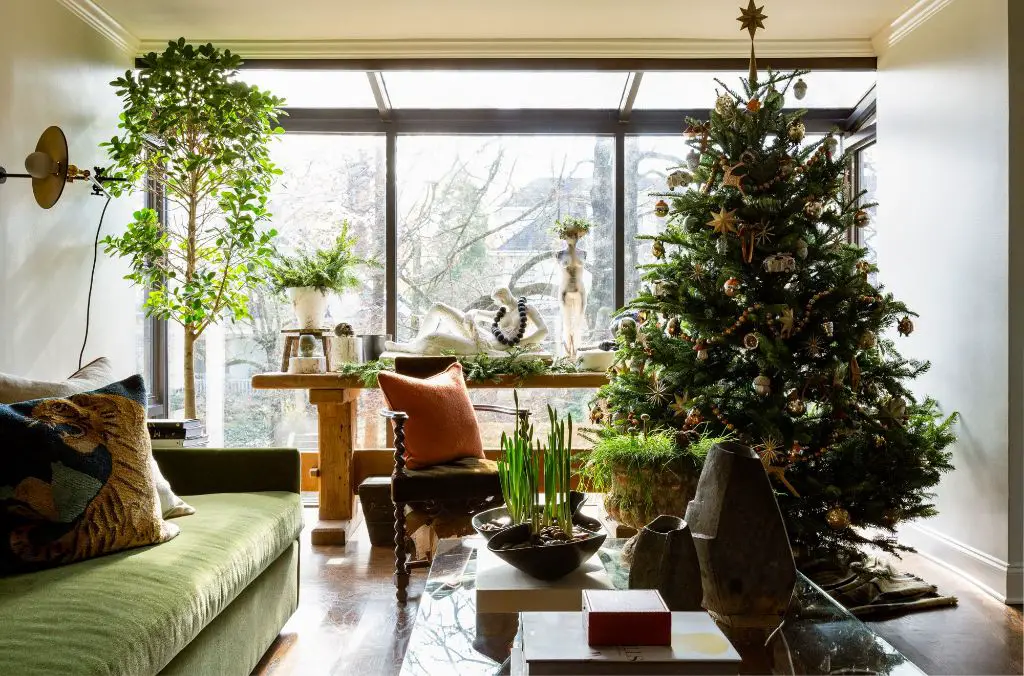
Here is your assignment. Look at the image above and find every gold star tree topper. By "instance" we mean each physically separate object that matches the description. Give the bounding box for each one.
[738,0,767,39]
[738,0,767,85]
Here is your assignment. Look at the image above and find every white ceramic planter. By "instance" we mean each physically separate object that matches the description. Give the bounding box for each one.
[288,287,329,329]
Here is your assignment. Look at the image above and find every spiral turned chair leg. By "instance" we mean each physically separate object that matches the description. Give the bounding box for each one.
[392,415,410,603]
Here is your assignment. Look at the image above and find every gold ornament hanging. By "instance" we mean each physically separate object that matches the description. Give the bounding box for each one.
[898,316,915,336]
[715,94,737,117]
[652,239,665,259]
[654,199,669,217]
[786,392,806,415]
[723,277,741,297]
[753,374,771,397]
[757,436,781,467]
[804,200,824,219]
[666,316,681,337]
[788,121,806,143]
[854,209,870,228]
[707,206,739,235]
[743,332,760,349]
[826,506,851,530]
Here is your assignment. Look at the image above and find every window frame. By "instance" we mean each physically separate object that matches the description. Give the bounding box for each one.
[143,57,876,417]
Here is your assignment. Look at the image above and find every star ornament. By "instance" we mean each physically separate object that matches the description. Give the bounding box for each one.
[738,0,767,39]
[670,392,689,418]
[707,206,739,235]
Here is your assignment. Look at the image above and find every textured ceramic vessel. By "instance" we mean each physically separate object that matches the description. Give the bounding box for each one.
[684,441,796,627]
[627,515,703,611]
[289,287,328,329]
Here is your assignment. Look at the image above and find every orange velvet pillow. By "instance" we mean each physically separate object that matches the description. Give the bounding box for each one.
[377,363,484,470]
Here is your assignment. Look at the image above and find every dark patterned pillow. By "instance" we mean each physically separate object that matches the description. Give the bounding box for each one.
[0,375,177,575]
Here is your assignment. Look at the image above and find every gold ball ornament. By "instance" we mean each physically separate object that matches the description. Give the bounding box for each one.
[826,506,851,530]
[724,277,741,297]
[854,209,871,228]
[804,200,824,219]
[897,316,915,336]
[786,396,806,416]
[743,332,760,349]
[715,94,736,117]
[753,374,771,397]
[654,199,669,218]
[788,121,806,143]
[652,239,665,259]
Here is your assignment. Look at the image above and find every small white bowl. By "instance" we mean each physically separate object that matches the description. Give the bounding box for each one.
[577,350,616,372]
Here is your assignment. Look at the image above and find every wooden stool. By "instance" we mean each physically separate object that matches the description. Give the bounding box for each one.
[280,329,332,372]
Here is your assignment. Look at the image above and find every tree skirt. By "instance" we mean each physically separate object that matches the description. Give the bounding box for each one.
[800,557,958,619]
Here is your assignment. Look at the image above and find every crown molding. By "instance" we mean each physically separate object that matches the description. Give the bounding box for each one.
[872,0,957,55]
[56,0,140,57]
[135,37,875,61]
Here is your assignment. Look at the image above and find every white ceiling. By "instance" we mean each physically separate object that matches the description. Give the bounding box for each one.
[90,0,919,45]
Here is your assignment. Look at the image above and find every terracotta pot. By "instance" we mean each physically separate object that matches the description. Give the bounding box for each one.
[603,460,700,530]
[289,287,329,329]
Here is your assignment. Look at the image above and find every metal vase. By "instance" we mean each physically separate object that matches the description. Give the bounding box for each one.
[627,515,703,611]
[361,334,390,362]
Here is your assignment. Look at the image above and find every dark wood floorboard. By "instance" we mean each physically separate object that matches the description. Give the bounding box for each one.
[254,508,1023,676]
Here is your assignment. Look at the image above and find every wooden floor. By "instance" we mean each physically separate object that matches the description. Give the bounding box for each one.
[254,508,1023,676]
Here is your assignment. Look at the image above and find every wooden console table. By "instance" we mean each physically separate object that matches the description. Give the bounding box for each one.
[251,371,608,545]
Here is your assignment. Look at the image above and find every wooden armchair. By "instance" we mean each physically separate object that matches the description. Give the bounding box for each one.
[381,356,526,603]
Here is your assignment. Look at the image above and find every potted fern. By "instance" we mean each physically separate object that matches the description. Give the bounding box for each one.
[476,395,606,581]
[267,222,380,329]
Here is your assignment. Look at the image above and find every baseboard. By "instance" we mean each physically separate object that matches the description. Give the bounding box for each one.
[901,522,1022,603]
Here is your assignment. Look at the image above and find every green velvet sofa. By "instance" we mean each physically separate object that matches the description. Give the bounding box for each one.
[0,447,304,676]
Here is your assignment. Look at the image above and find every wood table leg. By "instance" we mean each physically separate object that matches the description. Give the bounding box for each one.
[309,389,360,545]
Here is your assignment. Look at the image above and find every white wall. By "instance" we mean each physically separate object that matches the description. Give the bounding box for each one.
[877,0,1022,602]
[0,0,138,381]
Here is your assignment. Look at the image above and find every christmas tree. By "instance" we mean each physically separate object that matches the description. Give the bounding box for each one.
[596,2,957,559]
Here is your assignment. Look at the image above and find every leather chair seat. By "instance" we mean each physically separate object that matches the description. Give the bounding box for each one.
[392,457,501,503]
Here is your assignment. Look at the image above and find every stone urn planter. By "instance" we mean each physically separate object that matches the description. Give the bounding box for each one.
[288,287,329,329]
[603,459,701,531]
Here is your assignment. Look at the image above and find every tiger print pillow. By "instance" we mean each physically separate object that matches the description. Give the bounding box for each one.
[0,375,178,575]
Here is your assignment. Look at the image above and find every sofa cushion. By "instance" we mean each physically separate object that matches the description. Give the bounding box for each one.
[0,491,302,676]
[0,376,177,575]
[0,357,113,404]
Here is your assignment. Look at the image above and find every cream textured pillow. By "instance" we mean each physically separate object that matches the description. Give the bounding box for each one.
[0,358,114,404]
[0,359,193,519]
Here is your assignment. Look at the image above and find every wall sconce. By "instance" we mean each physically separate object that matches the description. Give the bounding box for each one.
[0,126,126,209]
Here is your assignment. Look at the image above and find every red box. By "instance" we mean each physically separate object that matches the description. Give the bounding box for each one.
[582,589,672,646]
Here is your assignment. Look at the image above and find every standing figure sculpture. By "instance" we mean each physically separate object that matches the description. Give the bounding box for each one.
[385,287,548,356]
[555,218,592,358]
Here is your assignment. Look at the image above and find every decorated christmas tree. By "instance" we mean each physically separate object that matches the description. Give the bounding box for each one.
[595,2,956,559]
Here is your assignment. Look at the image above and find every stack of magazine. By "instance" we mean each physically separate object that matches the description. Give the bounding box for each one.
[147,419,208,448]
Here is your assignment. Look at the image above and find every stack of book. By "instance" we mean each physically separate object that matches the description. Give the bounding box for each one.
[147,419,208,448]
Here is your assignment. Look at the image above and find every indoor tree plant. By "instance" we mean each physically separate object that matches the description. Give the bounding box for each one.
[101,39,285,419]
[266,222,381,329]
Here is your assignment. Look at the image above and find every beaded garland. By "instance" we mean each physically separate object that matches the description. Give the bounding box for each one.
[491,296,529,345]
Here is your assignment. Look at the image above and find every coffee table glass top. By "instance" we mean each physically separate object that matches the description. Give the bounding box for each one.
[399,537,923,676]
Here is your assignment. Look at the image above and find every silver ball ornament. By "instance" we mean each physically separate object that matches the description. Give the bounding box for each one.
[686,149,701,171]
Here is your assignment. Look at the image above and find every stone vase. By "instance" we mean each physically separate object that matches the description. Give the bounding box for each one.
[683,441,796,627]
[627,515,703,611]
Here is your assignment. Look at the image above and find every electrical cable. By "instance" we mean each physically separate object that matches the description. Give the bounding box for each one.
[79,193,113,370]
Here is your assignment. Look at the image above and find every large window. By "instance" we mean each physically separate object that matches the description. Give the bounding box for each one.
[151,62,876,451]
[397,135,615,349]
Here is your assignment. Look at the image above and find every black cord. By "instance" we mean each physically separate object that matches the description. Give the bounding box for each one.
[79,194,113,370]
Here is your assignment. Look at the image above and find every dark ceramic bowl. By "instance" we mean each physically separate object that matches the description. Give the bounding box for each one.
[486,523,608,581]
[471,491,601,541]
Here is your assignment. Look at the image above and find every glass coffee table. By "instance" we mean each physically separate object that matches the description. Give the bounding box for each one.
[399,537,923,676]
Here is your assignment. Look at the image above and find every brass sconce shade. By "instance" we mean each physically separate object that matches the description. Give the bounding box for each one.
[0,125,110,209]
[28,126,69,209]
